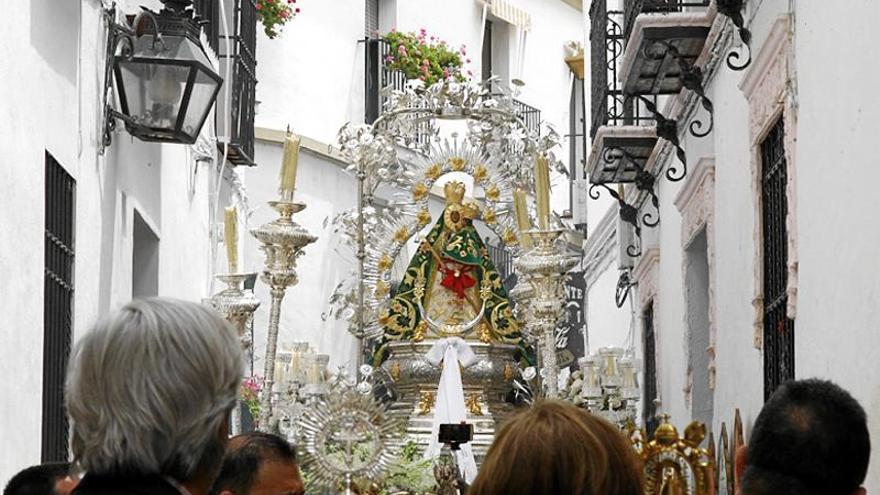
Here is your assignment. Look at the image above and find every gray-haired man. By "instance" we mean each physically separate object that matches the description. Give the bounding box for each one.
[66,298,243,495]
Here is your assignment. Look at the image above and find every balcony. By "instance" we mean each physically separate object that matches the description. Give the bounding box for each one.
[194,0,258,167]
[365,38,543,146]
[364,38,431,146]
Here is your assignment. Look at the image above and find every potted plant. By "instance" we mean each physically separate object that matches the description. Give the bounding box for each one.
[256,0,300,39]
[383,29,472,86]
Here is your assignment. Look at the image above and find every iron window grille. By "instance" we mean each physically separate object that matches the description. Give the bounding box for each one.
[194,0,258,166]
[642,303,658,436]
[42,152,75,462]
[761,117,793,401]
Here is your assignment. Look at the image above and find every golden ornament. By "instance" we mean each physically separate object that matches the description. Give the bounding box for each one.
[482,207,497,224]
[416,208,432,227]
[473,163,488,184]
[466,393,484,416]
[374,280,390,298]
[502,228,519,246]
[485,184,500,202]
[425,163,443,180]
[393,226,410,244]
[412,182,429,201]
[377,254,393,273]
[418,391,436,415]
[449,156,466,171]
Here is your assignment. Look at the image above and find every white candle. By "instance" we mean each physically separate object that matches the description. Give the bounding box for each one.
[224,206,238,273]
[513,188,533,249]
[535,155,551,229]
[279,132,301,201]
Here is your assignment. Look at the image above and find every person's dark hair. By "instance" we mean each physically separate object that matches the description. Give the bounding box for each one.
[742,379,870,495]
[469,401,643,495]
[4,462,70,495]
[209,432,297,495]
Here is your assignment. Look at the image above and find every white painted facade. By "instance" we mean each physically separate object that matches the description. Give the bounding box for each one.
[0,0,235,482]
[582,0,880,488]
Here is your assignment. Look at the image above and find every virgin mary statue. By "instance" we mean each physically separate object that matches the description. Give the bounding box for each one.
[375,181,524,363]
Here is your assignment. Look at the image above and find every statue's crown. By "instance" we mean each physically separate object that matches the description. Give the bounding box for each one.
[444,181,466,204]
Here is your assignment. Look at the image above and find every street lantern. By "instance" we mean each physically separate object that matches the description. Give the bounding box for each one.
[102,0,222,148]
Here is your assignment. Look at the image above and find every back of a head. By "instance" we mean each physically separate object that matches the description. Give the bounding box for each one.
[469,401,644,495]
[4,463,70,495]
[210,432,298,495]
[66,298,243,481]
[742,379,870,495]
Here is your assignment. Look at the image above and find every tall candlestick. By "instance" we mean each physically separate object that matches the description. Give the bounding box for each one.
[279,132,301,201]
[224,206,238,273]
[535,155,551,229]
[513,188,533,250]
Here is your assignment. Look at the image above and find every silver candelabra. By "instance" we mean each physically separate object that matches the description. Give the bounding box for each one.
[210,272,261,434]
[514,228,578,399]
[251,200,317,429]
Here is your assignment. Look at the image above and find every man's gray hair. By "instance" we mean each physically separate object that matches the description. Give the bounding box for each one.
[66,298,243,480]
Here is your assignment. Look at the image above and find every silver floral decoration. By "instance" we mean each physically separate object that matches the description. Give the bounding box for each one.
[297,374,401,492]
[329,78,563,340]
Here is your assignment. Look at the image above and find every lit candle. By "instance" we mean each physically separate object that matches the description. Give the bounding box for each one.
[513,188,533,249]
[224,206,238,273]
[534,154,551,229]
[279,132,301,201]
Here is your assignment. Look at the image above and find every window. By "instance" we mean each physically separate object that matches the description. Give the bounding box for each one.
[42,152,75,461]
[642,304,658,436]
[761,117,794,401]
[685,229,713,427]
[482,20,493,82]
[132,210,159,299]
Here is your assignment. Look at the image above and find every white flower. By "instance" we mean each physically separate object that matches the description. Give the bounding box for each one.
[359,364,374,378]
[522,366,536,381]
[356,381,372,395]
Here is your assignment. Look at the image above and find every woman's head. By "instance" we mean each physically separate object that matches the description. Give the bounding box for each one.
[66,298,242,482]
[470,401,644,495]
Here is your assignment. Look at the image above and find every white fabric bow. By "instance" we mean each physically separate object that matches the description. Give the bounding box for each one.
[424,337,478,484]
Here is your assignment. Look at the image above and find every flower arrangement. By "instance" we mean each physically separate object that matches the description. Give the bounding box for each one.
[382,29,471,86]
[256,0,300,39]
[240,376,263,420]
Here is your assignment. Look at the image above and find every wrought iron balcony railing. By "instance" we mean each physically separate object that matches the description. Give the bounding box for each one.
[365,38,431,146]
[194,0,258,166]
[590,0,656,138]
[623,0,710,42]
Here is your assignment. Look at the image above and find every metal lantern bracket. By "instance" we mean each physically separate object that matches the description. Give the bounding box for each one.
[100,4,163,153]
[716,0,753,71]
[615,268,637,309]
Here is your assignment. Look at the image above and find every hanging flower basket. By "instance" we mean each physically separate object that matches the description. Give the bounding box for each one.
[383,29,471,86]
[256,0,300,39]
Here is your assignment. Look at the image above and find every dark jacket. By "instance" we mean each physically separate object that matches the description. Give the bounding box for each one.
[73,474,185,495]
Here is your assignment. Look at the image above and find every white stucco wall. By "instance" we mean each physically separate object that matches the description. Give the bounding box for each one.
[793,0,880,488]
[0,0,229,483]
[583,0,880,488]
